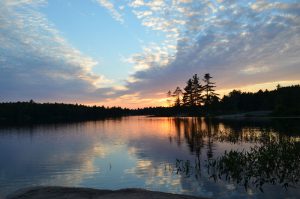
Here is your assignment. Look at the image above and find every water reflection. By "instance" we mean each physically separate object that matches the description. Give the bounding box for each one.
[176,140,300,192]
[0,117,299,199]
[170,117,300,198]
[208,140,300,191]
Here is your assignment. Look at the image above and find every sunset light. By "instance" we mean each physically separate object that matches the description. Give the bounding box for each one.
[1,0,299,107]
[1,1,299,199]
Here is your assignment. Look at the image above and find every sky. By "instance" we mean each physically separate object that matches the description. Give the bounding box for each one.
[0,0,300,108]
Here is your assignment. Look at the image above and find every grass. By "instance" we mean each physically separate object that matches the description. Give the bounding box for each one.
[175,139,300,192]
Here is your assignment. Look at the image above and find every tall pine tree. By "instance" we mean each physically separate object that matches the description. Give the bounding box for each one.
[173,86,183,107]
[203,73,219,105]
[183,79,194,106]
[191,74,204,106]
[183,74,204,106]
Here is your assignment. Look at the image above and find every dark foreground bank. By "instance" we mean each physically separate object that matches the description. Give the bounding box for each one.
[6,187,208,199]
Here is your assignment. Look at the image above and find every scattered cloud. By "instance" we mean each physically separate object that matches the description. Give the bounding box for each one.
[0,0,117,103]
[126,44,173,71]
[240,65,270,75]
[1,0,300,107]
[121,0,300,100]
[96,0,124,23]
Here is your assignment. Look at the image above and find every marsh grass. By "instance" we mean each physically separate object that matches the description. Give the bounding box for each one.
[176,140,300,192]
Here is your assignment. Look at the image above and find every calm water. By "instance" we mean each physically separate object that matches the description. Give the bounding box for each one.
[0,116,299,198]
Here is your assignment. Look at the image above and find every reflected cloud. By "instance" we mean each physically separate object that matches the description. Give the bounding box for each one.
[0,122,116,196]
[125,158,181,192]
[122,117,300,197]
[1,117,299,198]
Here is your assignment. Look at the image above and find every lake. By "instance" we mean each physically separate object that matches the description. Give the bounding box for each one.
[0,116,299,198]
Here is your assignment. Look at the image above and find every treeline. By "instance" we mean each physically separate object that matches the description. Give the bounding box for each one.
[0,101,131,124]
[0,83,299,125]
[167,73,300,116]
[0,102,197,124]
[216,85,300,116]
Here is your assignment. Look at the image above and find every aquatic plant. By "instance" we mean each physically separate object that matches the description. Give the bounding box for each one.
[176,140,300,192]
[176,158,202,180]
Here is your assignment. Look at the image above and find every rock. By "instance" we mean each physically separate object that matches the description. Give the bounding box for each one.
[6,187,208,199]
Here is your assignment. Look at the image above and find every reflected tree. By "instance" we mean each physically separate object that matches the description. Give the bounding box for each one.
[172,117,300,192]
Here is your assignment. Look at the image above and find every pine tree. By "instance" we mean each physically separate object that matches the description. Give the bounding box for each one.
[191,74,204,106]
[166,90,172,107]
[182,74,204,107]
[203,73,219,105]
[173,86,183,107]
[183,79,194,106]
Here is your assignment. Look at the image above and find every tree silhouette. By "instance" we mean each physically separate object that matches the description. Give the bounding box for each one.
[203,73,219,105]
[192,74,204,106]
[182,74,204,107]
[183,78,194,106]
[0,101,130,124]
[173,86,183,107]
[166,90,172,107]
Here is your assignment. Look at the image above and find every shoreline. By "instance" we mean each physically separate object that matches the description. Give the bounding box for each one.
[213,111,300,120]
[6,186,208,199]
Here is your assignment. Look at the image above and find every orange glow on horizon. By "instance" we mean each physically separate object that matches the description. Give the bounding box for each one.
[82,80,300,108]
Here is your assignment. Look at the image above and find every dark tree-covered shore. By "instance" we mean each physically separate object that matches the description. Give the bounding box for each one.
[206,84,300,116]
[0,101,131,125]
[167,73,300,117]
[0,84,299,125]
[214,85,300,116]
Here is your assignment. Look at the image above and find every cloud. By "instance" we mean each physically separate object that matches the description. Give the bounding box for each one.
[126,44,173,71]
[3,0,46,6]
[240,65,270,75]
[1,0,300,107]
[122,0,300,98]
[0,0,116,102]
[96,0,124,23]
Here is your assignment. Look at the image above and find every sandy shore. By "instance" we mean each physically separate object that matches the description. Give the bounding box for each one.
[6,187,208,199]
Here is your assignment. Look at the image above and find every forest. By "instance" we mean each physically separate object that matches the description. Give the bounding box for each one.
[0,74,299,124]
[164,73,300,116]
[0,101,131,124]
